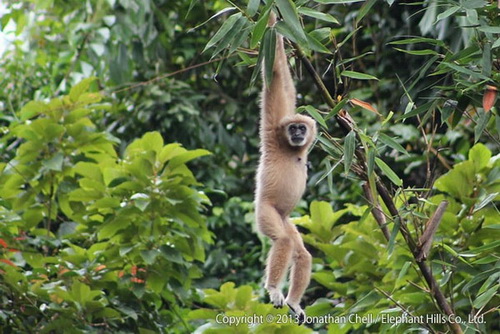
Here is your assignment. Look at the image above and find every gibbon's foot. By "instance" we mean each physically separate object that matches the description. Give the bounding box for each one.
[268,288,285,308]
[287,302,306,325]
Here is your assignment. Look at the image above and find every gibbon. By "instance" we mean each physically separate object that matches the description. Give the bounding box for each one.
[255,14,317,324]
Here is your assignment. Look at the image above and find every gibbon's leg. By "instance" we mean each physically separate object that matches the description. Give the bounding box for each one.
[285,223,312,323]
[257,203,294,307]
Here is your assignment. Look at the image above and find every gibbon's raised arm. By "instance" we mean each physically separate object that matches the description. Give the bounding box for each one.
[260,17,296,133]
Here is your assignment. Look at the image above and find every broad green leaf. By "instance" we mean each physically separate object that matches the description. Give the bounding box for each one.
[69,77,97,103]
[168,149,211,169]
[140,249,159,265]
[341,70,379,81]
[19,101,48,121]
[42,152,64,171]
[375,157,402,186]
[469,143,492,171]
[344,130,356,174]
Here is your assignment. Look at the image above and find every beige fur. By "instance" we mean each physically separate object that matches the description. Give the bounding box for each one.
[255,15,316,324]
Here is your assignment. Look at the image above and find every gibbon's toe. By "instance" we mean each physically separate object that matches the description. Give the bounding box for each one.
[287,303,306,325]
[269,289,285,308]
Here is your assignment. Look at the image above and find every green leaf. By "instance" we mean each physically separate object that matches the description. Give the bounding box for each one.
[19,101,48,121]
[389,37,446,47]
[203,13,242,53]
[168,149,211,170]
[393,48,439,56]
[263,27,277,88]
[469,143,492,172]
[326,98,348,120]
[275,0,308,45]
[250,4,272,49]
[436,6,460,22]
[341,70,379,81]
[69,77,97,103]
[298,7,339,24]
[140,249,159,265]
[378,133,409,156]
[472,285,498,309]
[344,131,356,174]
[42,152,64,171]
[375,157,402,186]
[478,26,500,34]
[356,0,376,24]
[211,15,248,58]
[247,0,260,17]
[299,105,327,129]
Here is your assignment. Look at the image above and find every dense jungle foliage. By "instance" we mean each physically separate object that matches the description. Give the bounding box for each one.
[0,0,498,333]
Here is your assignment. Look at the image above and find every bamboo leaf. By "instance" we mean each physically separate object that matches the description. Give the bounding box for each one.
[375,157,402,186]
[300,105,328,129]
[275,0,308,45]
[298,7,339,24]
[344,131,356,174]
[251,6,272,49]
[326,98,348,120]
[341,70,379,81]
[378,133,409,156]
[263,27,277,87]
[204,13,242,53]
[247,0,260,17]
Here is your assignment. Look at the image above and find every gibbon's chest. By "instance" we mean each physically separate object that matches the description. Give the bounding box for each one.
[259,152,308,212]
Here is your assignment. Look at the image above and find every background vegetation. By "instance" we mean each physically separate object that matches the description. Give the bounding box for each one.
[0,0,498,333]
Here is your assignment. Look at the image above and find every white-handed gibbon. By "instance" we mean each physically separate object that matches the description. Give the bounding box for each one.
[255,14,317,324]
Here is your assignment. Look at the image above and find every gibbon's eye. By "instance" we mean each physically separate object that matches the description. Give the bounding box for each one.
[298,125,306,132]
[289,124,297,131]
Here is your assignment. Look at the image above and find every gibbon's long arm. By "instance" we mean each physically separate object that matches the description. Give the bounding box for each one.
[260,17,296,134]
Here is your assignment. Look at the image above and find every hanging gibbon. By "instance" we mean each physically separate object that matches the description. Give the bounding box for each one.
[254,14,317,324]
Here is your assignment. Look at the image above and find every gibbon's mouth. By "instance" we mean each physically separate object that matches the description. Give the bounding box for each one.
[291,136,305,145]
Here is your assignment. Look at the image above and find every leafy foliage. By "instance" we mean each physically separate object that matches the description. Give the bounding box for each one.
[0,0,499,333]
[0,80,212,332]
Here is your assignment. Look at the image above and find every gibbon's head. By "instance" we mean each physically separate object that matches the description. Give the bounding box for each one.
[281,115,317,149]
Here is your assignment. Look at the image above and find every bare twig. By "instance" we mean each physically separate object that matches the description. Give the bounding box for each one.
[417,201,448,261]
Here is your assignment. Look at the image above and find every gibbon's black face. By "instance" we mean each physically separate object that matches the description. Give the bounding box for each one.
[287,123,308,147]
